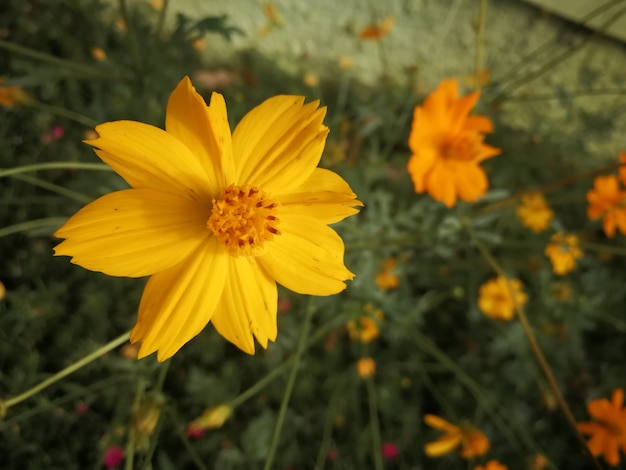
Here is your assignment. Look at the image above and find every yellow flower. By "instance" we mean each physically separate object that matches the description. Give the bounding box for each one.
[375,257,399,291]
[544,233,583,275]
[407,79,501,208]
[424,414,489,459]
[475,460,507,470]
[91,47,107,61]
[587,174,626,238]
[358,17,393,40]
[516,192,554,233]
[578,389,626,466]
[347,316,380,344]
[478,276,527,321]
[54,77,362,361]
[189,404,232,430]
[357,357,376,378]
[0,77,29,107]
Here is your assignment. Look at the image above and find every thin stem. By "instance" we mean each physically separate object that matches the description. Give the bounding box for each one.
[466,224,602,470]
[3,331,130,412]
[474,0,487,91]
[263,299,316,470]
[0,39,129,81]
[0,162,111,179]
[11,173,92,204]
[155,0,170,37]
[365,378,383,470]
[0,217,66,238]
[26,100,98,128]
[119,0,143,79]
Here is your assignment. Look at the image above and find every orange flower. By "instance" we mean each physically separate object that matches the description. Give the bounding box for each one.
[475,460,507,470]
[587,174,626,237]
[407,79,500,208]
[347,316,380,344]
[478,276,527,321]
[544,233,583,275]
[91,47,107,61]
[375,257,399,291]
[424,414,489,459]
[357,357,376,378]
[0,77,29,107]
[358,17,393,40]
[516,192,554,233]
[577,389,626,466]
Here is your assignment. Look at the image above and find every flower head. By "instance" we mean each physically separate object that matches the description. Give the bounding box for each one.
[478,276,527,321]
[347,316,380,344]
[103,446,124,468]
[577,389,626,466]
[358,17,393,40]
[587,174,626,237]
[189,404,232,431]
[54,77,362,361]
[382,442,399,460]
[407,79,500,208]
[357,357,376,378]
[424,414,489,459]
[475,460,508,470]
[375,257,399,291]
[0,77,29,107]
[544,233,583,275]
[516,192,554,233]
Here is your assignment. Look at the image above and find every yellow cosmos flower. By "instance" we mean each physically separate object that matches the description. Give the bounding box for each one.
[475,460,508,470]
[347,316,380,344]
[478,276,527,321]
[516,192,554,233]
[407,79,501,208]
[54,77,362,361]
[578,389,626,466]
[544,233,583,276]
[375,257,400,291]
[357,357,376,378]
[424,414,489,459]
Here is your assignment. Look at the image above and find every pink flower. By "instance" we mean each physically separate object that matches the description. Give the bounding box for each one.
[382,442,399,460]
[185,425,205,439]
[103,446,124,468]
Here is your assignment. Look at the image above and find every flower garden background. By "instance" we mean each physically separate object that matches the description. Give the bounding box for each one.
[1,1,626,469]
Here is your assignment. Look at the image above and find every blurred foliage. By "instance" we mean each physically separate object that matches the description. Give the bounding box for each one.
[1,0,626,469]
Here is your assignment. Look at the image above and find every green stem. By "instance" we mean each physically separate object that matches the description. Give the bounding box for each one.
[119,0,143,79]
[11,173,92,204]
[3,331,130,413]
[365,378,383,470]
[0,162,111,179]
[0,217,66,238]
[263,299,316,470]
[466,224,602,470]
[27,100,98,128]
[155,0,170,37]
[474,0,487,91]
[0,39,129,81]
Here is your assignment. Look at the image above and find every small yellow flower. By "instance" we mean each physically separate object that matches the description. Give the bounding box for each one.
[478,276,527,321]
[91,47,107,61]
[357,357,376,378]
[0,77,29,107]
[587,174,626,237]
[337,56,353,70]
[578,389,626,466]
[424,414,489,459]
[474,460,507,470]
[192,38,205,51]
[302,72,319,88]
[375,257,399,291]
[133,393,165,442]
[54,77,362,361]
[544,233,583,275]
[516,192,554,233]
[347,316,380,344]
[189,404,232,430]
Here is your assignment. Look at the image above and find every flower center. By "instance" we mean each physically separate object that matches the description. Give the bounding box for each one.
[207,184,280,257]
[441,135,482,161]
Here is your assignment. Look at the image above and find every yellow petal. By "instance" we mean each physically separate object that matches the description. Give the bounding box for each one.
[87,120,215,202]
[426,161,456,207]
[131,238,228,361]
[54,189,210,277]
[424,414,460,432]
[232,95,328,193]
[259,214,353,296]
[277,168,363,224]
[165,77,234,190]
[210,256,278,354]
[424,434,463,457]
